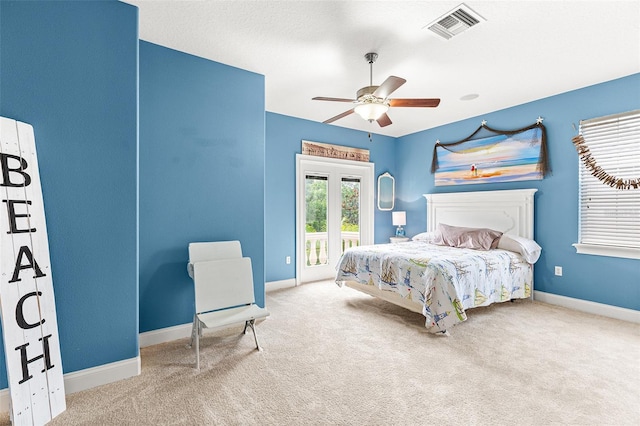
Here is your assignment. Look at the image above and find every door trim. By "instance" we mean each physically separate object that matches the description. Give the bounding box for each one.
[295,154,374,285]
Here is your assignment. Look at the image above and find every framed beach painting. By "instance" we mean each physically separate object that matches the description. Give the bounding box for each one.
[434,126,545,186]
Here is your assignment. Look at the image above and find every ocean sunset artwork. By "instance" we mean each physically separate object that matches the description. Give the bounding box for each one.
[434,127,544,186]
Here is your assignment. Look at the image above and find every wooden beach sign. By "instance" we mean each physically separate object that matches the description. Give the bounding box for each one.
[0,117,65,425]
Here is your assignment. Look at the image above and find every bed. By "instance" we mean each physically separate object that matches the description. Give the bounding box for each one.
[335,188,539,333]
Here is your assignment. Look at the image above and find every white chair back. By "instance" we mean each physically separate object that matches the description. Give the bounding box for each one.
[193,257,255,314]
[189,241,242,263]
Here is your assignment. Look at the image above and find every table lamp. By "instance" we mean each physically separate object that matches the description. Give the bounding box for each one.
[392,211,406,237]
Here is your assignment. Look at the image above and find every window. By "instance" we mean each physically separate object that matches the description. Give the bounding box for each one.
[573,109,640,260]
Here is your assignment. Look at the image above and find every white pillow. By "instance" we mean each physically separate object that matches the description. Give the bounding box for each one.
[497,234,542,264]
[412,232,438,242]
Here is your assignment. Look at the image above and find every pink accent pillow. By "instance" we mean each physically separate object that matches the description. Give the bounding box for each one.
[436,223,503,251]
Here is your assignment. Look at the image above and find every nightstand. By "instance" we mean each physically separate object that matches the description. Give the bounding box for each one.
[390,236,410,243]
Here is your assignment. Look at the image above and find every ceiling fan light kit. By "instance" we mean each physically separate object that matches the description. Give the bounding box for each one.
[354,100,389,121]
[313,52,440,128]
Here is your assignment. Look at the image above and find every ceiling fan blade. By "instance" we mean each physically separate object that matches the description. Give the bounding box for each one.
[389,98,441,108]
[324,109,354,124]
[373,76,406,99]
[312,97,355,102]
[376,113,392,127]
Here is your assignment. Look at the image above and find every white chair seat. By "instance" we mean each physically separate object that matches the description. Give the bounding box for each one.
[198,304,269,330]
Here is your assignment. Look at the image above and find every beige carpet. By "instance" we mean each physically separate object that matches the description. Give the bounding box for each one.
[2,280,639,425]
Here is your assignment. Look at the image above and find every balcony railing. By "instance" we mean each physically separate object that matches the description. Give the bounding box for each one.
[306,231,359,266]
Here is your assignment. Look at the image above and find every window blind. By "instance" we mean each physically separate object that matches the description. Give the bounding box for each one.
[578,110,640,249]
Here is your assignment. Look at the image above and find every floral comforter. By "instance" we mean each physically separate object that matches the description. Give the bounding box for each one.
[335,241,532,333]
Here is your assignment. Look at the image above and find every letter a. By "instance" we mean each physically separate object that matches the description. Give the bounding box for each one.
[9,245,47,283]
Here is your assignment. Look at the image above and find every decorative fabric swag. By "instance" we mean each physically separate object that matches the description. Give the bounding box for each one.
[430,121,550,177]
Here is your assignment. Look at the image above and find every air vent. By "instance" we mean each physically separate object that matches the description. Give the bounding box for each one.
[424,3,485,40]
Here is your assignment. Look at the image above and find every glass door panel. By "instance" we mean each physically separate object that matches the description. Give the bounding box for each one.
[305,175,328,267]
[341,177,360,254]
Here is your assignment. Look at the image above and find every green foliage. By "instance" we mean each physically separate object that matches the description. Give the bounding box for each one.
[341,222,359,232]
[305,178,327,233]
[341,181,360,230]
[305,178,360,233]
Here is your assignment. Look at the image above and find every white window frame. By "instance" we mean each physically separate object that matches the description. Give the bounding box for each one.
[573,109,640,260]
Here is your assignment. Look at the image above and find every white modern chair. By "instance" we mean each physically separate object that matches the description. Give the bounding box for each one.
[187,241,269,369]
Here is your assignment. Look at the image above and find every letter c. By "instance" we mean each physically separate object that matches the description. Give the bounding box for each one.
[15,291,45,329]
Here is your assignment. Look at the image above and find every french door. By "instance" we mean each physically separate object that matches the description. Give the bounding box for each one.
[296,154,374,284]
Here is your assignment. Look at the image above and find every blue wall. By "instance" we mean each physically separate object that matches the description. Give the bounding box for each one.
[139,42,266,333]
[0,1,139,389]
[396,73,640,311]
[265,113,397,282]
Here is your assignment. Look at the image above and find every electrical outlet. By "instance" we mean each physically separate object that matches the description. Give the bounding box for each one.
[554,266,563,276]
[286,256,291,265]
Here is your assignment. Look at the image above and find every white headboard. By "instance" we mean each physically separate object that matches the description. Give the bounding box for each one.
[423,189,537,239]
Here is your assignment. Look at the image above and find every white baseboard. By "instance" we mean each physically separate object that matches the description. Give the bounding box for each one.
[0,355,140,413]
[139,323,192,348]
[534,290,640,324]
[266,278,296,292]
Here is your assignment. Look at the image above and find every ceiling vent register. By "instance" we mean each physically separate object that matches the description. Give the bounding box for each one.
[425,3,485,40]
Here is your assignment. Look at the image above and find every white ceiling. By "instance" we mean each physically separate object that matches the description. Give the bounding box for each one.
[123,0,640,137]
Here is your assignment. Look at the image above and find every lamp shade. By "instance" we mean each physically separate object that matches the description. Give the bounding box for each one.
[354,102,389,121]
[392,211,406,226]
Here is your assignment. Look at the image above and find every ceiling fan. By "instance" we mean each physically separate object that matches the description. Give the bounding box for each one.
[312,52,440,127]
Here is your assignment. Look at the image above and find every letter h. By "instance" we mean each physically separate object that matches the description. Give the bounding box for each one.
[14,334,55,384]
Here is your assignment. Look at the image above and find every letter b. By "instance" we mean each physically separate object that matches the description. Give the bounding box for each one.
[0,153,31,187]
